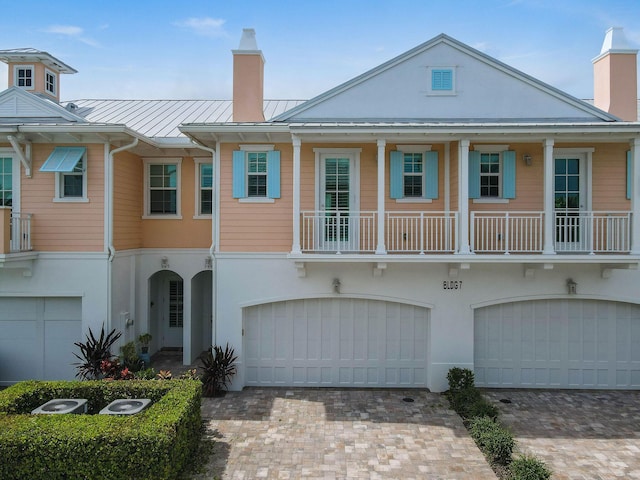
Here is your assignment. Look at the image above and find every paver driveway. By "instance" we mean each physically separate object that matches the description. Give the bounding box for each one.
[194,388,496,479]
[484,390,640,480]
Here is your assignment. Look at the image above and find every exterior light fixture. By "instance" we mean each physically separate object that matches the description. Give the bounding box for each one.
[566,278,577,295]
[332,278,341,294]
[523,154,532,166]
[160,256,169,269]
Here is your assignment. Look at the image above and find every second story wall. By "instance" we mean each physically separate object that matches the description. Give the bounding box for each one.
[113,150,143,251]
[23,143,105,252]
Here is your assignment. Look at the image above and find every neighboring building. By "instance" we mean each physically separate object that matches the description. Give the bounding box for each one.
[0,27,638,392]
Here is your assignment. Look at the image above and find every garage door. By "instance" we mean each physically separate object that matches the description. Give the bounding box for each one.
[475,299,640,389]
[0,297,82,384]
[244,298,429,387]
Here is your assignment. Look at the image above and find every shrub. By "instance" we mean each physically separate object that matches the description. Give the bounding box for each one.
[200,343,237,397]
[73,326,122,380]
[469,416,515,466]
[120,341,144,372]
[0,379,202,480]
[509,454,552,480]
[447,367,475,393]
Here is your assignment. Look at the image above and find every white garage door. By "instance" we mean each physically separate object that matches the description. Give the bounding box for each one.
[475,299,640,389]
[0,297,82,385]
[244,298,429,387]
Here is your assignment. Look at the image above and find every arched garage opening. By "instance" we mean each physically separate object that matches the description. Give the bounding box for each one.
[243,297,430,388]
[474,299,640,389]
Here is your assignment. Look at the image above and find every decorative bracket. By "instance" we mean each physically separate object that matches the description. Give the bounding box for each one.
[7,136,31,177]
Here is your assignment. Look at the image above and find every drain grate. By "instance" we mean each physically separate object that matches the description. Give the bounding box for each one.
[499,398,512,404]
[402,397,415,403]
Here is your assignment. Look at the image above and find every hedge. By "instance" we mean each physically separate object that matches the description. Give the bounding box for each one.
[0,379,202,480]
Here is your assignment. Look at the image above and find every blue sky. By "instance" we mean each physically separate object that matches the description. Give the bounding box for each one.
[0,0,638,102]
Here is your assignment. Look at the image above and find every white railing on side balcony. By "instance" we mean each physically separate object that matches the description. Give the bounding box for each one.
[301,211,377,253]
[386,211,458,253]
[471,212,544,253]
[11,213,32,252]
[554,210,631,253]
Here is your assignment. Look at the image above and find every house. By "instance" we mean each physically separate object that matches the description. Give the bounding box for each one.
[0,27,638,392]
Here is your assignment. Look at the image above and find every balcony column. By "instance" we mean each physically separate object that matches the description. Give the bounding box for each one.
[631,138,640,254]
[542,138,556,254]
[376,138,387,254]
[291,135,302,254]
[457,139,472,254]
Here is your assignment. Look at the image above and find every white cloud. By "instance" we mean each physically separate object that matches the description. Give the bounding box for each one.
[44,25,84,36]
[174,17,226,37]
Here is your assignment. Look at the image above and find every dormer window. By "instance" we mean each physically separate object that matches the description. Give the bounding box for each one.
[45,69,56,95]
[14,66,34,89]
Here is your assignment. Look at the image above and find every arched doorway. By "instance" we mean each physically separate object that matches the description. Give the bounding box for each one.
[149,270,184,352]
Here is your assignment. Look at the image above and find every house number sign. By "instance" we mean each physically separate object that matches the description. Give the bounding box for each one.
[443,280,462,290]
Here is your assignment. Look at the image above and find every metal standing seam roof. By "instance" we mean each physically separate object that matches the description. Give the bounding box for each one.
[63,99,306,138]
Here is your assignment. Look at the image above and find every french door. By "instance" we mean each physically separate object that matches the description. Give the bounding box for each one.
[554,156,587,251]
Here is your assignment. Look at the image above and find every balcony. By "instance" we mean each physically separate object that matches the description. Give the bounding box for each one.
[0,209,32,254]
[299,210,632,256]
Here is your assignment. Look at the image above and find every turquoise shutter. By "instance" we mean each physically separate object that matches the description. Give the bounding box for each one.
[424,151,439,199]
[267,150,281,199]
[502,150,516,199]
[627,151,632,200]
[390,151,403,199]
[232,150,245,198]
[468,151,480,199]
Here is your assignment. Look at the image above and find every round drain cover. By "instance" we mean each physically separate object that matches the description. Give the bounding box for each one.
[499,398,512,404]
[402,397,415,403]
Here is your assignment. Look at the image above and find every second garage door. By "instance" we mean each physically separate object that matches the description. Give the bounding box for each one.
[474,299,640,389]
[244,298,429,387]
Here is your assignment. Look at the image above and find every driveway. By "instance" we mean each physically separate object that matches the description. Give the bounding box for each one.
[194,388,496,479]
[484,389,640,480]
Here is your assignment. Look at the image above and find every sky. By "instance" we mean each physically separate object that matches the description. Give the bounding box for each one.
[0,0,638,102]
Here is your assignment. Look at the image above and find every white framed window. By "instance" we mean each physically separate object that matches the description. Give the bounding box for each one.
[390,145,437,202]
[14,65,34,90]
[194,158,213,218]
[470,145,515,203]
[232,144,280,203]
[143,158,182,218]
[45,69,57,96]
[56,157,87,201]
[427,66,456,95]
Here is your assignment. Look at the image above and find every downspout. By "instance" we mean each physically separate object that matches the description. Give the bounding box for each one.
[105,138,138,334]
[188,139,217,346]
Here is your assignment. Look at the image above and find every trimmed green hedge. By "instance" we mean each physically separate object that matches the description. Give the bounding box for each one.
[0,379,202,480]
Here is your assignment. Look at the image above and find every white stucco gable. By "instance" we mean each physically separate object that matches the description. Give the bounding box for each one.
[0,86,86,123]
[276,34,617,123]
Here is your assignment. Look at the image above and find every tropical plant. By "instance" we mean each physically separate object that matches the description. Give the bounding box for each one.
[138,333,153,353]
[73,326,122,380]
[120,341,144,372]
[199,343,238,397]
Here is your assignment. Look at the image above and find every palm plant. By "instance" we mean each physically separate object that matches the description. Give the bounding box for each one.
[199,343,238,397]
[73,326,122,380]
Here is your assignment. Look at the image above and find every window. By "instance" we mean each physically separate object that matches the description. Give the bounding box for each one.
[45,69,56,96]
[39,146,88,202]
[469,147,516,202]
[195,159,213,216]
[390,147,438,201]
[15,66,33,89]
[60,157,84,198]
[144,158,182,217]
[427,66,455,95]
[232,146,280,201]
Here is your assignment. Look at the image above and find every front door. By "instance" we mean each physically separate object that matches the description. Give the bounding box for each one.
[319,154,358,251]
[162,275,184,349]
[554,156,587,251]
[0,153,21,251]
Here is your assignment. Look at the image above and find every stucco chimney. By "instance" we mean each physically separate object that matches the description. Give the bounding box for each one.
[592,27,638,121]
[232,28,265,122]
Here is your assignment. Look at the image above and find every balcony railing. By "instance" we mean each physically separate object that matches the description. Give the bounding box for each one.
[11,213,32,252]
[299,209,632,255]
[471,211,544,253]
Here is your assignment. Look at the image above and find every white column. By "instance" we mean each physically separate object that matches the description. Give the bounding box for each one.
[376,139,387,254]
[543,138,556,254]
[457,139,472,254]
[291,135,302,254]
[631,138,640,254]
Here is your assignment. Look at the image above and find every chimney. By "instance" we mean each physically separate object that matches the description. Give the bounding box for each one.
[232,28,265,122]
[592,27,638,121]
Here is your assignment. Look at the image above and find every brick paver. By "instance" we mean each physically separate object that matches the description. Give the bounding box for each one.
[485,390,640,480]
[193,388,496,479]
